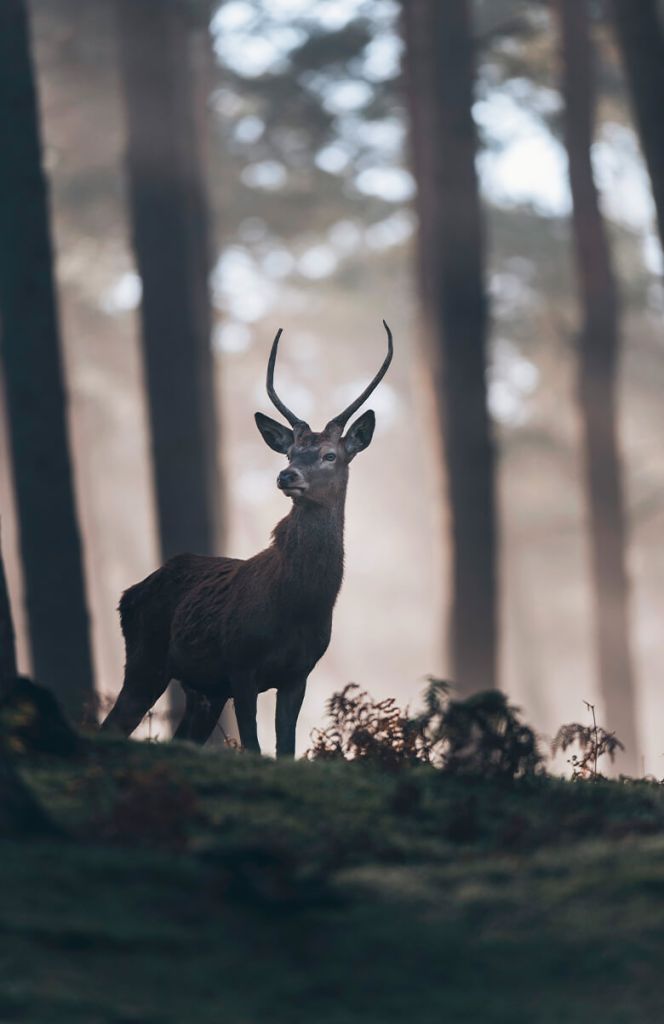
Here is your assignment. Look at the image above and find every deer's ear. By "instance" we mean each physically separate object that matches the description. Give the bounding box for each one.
[255,412,294,454]
[343,409,376,461]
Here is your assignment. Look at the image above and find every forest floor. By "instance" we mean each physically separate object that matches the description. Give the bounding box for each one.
[2,737,664,1023]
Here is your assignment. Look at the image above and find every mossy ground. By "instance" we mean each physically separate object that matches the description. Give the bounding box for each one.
[2,738,664,1022]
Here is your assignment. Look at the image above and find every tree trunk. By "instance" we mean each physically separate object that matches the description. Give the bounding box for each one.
[610,0,664,255]
[116,0,223,730]
[0,0,95,721]
[0,519,18,694]
[556,0,639,773]
[402,0,497,696]
[116,0,222,564]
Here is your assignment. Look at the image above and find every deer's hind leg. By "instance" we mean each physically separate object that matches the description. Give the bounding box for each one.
[100,650,170,737]
[173,687,229,744]
[101,576,173,737]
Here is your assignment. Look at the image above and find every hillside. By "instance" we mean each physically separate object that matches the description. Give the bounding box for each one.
[1,736,664,1023]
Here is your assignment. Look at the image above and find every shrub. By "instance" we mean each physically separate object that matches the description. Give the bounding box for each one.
[307,683,430,769]
[308,680,543,779]
[0,676,81,757]
[432,690,543,779]
[552,701,625,779]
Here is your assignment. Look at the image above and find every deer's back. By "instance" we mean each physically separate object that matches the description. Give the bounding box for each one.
[187,550,336,687]
[120,552,242,650]
[124,549,335,691]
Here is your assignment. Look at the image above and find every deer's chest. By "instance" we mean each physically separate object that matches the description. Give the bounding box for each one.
[248,611,331,689]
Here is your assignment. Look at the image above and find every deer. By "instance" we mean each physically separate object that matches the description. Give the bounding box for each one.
[100,322,394,757]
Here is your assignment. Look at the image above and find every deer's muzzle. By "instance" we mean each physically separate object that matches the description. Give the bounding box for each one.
[277,468,306,496]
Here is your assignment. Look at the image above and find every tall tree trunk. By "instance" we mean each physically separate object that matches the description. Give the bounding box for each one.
[556,0,639,773]
[0,519,18,694]
[610,0,664,256]
[116,0,223,730]
[116,0,222,564]
[0,0,95,721]
[402,0,497,696]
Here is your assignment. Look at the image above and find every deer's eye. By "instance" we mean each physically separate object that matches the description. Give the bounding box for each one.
[323,452,336,462]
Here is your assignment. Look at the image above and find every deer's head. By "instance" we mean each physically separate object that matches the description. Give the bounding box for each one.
[255,322,393,506]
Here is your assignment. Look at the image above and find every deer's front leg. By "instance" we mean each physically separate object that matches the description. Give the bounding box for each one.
[275,679,307,758]
[234,686,260,753]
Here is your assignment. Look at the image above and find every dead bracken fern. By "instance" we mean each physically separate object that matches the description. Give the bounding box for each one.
[308,680,543,779]
[552,701,625,779]
[306,683,433,769]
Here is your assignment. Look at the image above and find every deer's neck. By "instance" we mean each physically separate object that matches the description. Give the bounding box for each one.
[271,495,345,612]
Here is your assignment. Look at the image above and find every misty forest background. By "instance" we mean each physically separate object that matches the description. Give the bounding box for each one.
[1,0,663,774]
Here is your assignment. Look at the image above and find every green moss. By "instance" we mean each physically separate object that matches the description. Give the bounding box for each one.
[1,738,664,1022]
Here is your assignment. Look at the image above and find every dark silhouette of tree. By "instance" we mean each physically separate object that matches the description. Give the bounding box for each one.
[610,0,664,256]
[402,0,497,696]
[0,0,95,721]
[116,0,223,563]
[555,0,639,773]
[0,520,17,694]
[116,0,224,728]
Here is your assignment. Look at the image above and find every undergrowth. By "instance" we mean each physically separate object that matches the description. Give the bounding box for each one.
[307,680,544,777]
[552,701,626,779]
[1,679,663,1024]
[308,681,628,782]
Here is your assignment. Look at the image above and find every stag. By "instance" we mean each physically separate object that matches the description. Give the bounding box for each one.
[101,323,394,756]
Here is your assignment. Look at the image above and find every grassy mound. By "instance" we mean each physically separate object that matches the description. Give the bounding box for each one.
[1,738,664,1022]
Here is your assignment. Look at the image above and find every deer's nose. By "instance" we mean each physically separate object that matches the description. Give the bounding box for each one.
[277,468,301,489]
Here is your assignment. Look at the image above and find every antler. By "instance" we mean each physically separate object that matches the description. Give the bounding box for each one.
[266,329,308,428]
[326,320,394,431]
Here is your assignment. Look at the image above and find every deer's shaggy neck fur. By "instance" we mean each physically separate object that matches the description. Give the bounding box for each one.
[270,489,346,614]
